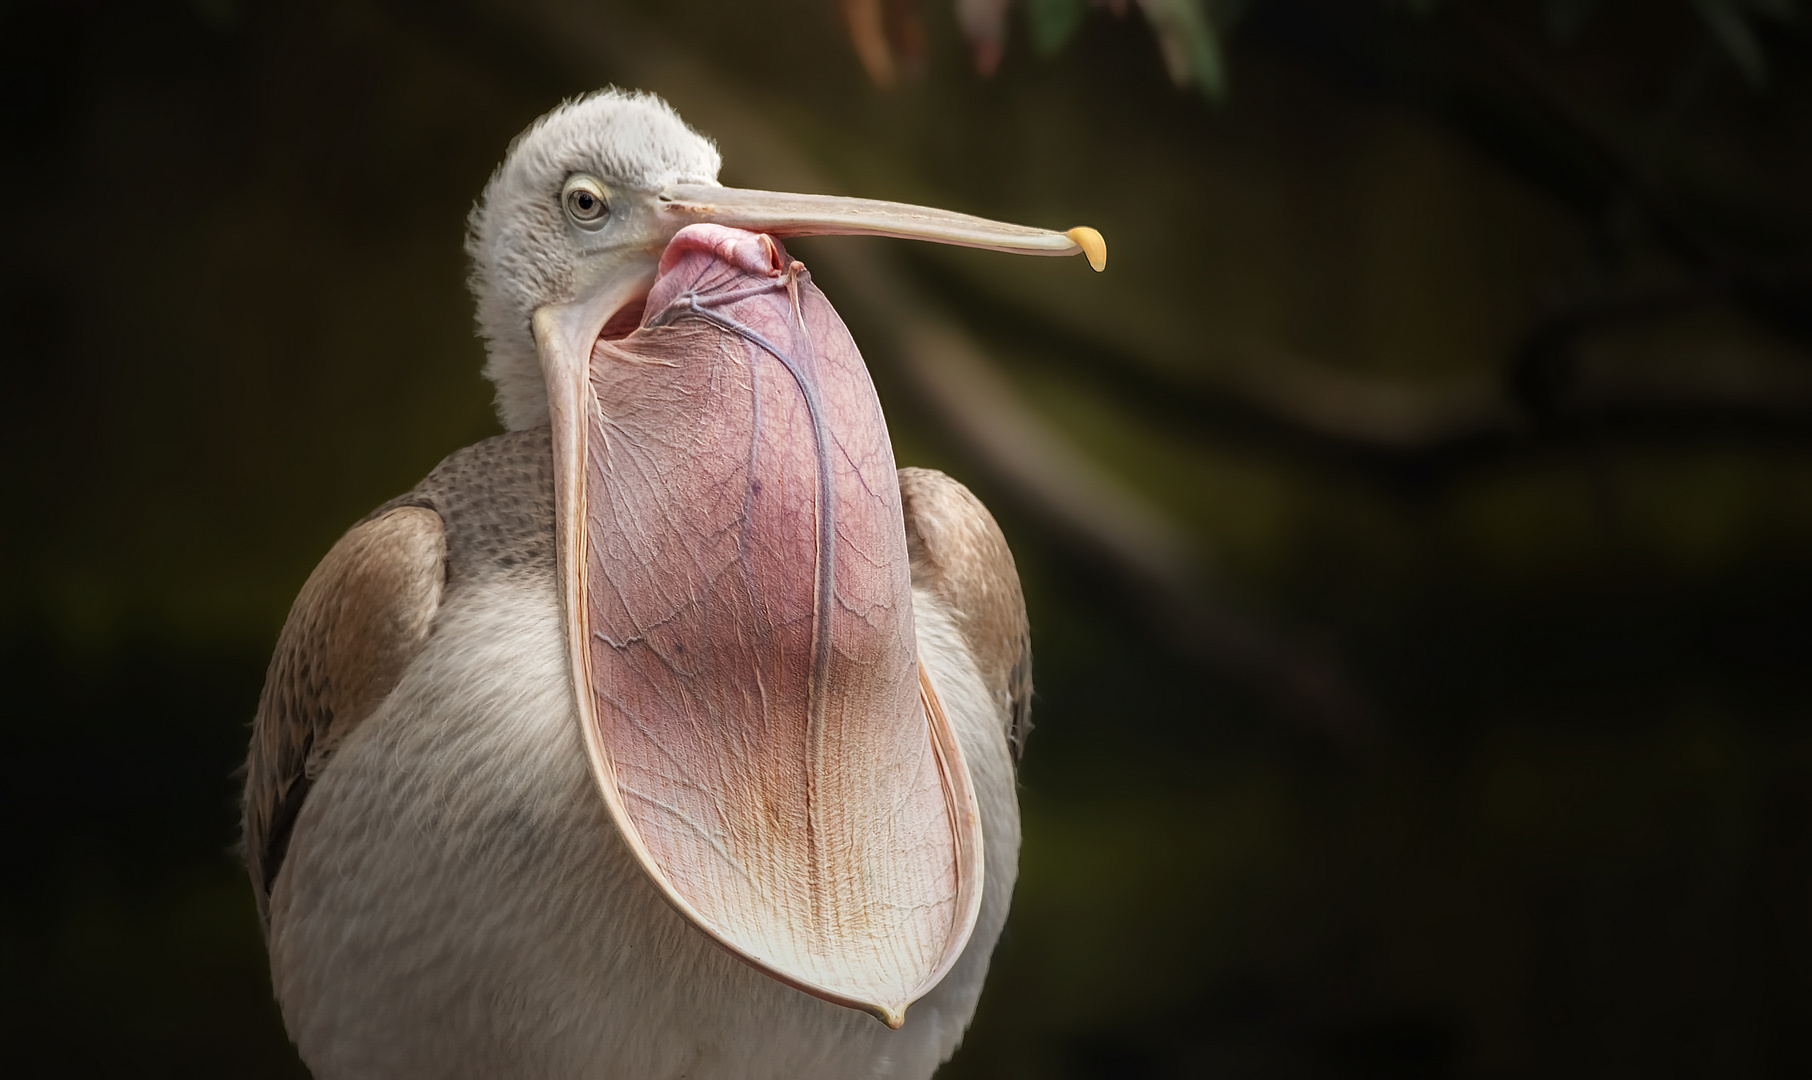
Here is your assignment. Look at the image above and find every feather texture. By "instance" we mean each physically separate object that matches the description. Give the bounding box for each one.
[242,505,445,929]
[899,467,1033,760]
[466,90,723,431]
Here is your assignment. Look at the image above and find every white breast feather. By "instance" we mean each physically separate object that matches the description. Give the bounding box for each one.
[268,576,1019,1080]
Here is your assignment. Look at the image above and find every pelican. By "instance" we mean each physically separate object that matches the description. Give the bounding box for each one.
[242,89,1103,1079]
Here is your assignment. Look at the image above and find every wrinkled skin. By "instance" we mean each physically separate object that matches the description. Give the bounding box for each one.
[573,226,980,1019]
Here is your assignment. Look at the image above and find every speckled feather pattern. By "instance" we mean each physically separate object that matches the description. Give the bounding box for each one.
[242,505,445,930]
[899,467,1034,761]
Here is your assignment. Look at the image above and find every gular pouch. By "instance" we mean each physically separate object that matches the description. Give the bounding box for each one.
[551,223,983,1026]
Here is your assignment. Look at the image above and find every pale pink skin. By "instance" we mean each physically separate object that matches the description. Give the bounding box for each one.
[576,225,977,1017]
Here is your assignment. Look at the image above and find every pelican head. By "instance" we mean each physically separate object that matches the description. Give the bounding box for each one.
[467,92,722,429]
[465,88,1103,430]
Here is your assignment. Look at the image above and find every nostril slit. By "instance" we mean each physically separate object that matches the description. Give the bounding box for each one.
[758,234,784,275]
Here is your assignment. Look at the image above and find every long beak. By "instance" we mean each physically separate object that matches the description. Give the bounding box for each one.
[534,186,1106,439]
[661,183,1107,271]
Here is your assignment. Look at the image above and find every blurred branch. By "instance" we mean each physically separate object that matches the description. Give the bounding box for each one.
[1456,1,1812,338]
[1457,1,1732,269]
[1124,316,1812,454]
[934,261,1812,461]
[1687,0,1800,88]
[878,295,1200,588]
[1509,280,1731,423]
[1442,2,1812,437]
[1206,346,1512,447]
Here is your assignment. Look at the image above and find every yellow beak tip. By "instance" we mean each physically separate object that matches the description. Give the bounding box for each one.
[1066,226,1107,272]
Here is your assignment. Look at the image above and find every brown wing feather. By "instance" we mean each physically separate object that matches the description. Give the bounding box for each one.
[242,506,446,930]
[897,468,1033,760]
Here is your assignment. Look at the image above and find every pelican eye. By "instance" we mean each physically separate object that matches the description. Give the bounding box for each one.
[562,176,610,227]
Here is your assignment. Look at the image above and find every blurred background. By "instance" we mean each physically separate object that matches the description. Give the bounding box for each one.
[4,0,1811,1075]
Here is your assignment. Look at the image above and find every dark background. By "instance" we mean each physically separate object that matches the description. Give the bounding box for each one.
[4,0,1811,1075]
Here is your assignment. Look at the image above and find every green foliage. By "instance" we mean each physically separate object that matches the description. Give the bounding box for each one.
[1023,0,1236,99]
[1139,0,1229,98]
[1026,0,1088,55]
